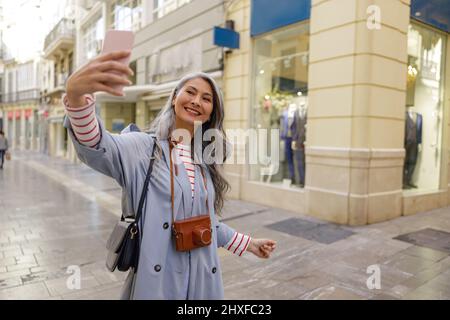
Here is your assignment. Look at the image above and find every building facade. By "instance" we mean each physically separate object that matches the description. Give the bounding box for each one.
[1,59,41,151]
[223,0,450,225]
[42,10,76,159]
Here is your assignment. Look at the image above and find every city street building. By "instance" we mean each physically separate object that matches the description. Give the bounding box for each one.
[1,58,41,151]
[223,0,450,225]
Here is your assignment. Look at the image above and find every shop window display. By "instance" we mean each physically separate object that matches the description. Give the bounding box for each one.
[250,23,309,188]
[404,23,446,191]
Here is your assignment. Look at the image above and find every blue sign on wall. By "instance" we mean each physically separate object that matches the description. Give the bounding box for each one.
[411,0,450,33]
[251,0,311,37]
[250,0,449,37]
[213,26,240,49]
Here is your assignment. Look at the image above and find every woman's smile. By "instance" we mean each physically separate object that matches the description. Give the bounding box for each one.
[184,106,202,116]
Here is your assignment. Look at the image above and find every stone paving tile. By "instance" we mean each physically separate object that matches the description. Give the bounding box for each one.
[2,249,23,258]
[0,282,51,300]
[370,292,401,300]
[373,264,414,290]
[382,253,437,276]
[6,262,39,273]
[0,277,23,290]
[45,274,101,297]
[61,282,123,300]
[0,268,31,282]
[0,257,16,267]
[403,285,448,300]
[266,218,355,244]
[89,268,127,285]
[399,245,449,262]
[297,283,373,300]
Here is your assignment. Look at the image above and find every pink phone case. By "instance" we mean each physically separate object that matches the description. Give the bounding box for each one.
[101,30,135,93]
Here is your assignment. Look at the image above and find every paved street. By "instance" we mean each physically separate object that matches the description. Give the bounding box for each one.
[1,151,450,300]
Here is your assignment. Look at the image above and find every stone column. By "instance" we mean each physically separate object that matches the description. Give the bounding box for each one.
[3,108,9,136]
[223,0,251,199]
[12,109,17,149]
[20,109,26,150]
[3,109,9,141]
[49,122,56,157]
[136,101,148,130]
[306,0,410,225]
[446,34,450,203]
[30,109,36,151]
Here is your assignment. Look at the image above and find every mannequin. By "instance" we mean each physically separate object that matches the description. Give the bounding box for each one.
[404,106,422,189]
[280,104,297,182]
[291,103,307,187]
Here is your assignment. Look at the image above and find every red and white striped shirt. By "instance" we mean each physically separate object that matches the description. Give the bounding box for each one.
[63,94,101,148]
[224,232,251,257]
[174,143,195,198]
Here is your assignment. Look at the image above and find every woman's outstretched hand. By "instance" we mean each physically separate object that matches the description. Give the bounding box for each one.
[65,50,134,107]
[247,238,277,259]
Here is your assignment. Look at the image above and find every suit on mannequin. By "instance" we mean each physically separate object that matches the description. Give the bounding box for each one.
[292,105,307,186]
[280,106,296,182]
[404,109,422,188]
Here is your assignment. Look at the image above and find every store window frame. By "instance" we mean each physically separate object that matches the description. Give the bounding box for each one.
[404,19,448,192]
[248,20,310,189]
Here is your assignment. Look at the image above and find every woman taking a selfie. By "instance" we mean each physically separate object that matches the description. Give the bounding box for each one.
[63,50,276,300]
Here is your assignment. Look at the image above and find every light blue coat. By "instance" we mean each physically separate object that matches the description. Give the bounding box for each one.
[63,116,236,299]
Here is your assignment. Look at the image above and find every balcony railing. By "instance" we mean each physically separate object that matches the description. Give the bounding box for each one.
[44,18,75,51]
[2,89,40,103]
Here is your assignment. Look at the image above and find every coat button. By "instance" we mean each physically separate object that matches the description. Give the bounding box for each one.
[163,222,169,230]
[154,265,161,272]
[212,267,217,274]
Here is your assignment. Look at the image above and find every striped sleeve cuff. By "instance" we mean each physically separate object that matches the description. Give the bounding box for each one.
[63,94,101,148]
[224,232,251,257]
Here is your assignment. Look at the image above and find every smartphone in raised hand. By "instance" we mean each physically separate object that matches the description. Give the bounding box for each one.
[101,30,135,93]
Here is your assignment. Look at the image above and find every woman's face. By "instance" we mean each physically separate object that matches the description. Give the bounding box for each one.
[173,77,214,128]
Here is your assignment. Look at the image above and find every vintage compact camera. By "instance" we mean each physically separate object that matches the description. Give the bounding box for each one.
[172,215,212,252]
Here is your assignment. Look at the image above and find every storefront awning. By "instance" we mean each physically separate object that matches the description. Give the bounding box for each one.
[95,84,155,103]
[411,0,450,33]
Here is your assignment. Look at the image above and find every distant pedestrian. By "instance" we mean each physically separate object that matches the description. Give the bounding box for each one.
[63,50,277,300]
[0,130,8,169]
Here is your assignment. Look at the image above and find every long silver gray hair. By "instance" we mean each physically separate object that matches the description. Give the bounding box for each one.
[148,72,230,215]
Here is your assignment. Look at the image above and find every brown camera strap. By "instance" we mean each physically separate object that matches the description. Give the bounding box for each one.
[169,140,209,227]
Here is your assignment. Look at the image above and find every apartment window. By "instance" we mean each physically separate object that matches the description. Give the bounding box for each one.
[83,16,105,62]
[110,0,143,32]
[153,0,191,20]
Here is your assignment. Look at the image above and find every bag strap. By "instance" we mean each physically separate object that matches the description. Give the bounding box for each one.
[135,137,157,223]
[121,136,156,222]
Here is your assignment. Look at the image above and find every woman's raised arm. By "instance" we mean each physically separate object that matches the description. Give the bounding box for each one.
[63,51,152,191]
